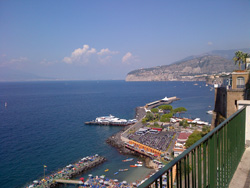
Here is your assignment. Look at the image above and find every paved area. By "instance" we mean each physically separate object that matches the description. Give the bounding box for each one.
[229,147,250,188]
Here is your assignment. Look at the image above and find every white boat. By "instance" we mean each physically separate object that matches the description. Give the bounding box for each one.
[5,102,7,107]
[135,164,142,167]
[206,110,213,115]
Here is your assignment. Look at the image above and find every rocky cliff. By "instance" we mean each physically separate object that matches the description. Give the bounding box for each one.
[126,55,237,82]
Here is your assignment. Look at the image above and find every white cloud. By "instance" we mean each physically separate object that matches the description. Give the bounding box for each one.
[97,48,118,56]
[208,41,213,46]
[10,57,28,63]
[0,56,29,68]
[122,52,133,64]
[63,44,118,64]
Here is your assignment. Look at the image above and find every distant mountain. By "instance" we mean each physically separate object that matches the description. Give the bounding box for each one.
[126,55,237,82]
[175,48,250,62]
[126,48,249,82]
[0,67,52,81]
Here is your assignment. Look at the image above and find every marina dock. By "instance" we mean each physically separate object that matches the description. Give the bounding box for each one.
[145,96,180,109]
[27,155,106,188]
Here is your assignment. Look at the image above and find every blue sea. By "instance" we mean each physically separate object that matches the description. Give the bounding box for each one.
[0,81,214,188]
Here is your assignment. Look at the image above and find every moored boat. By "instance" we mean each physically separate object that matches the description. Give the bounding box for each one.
[119,169,128,172]
[130,165,137,167]
[135,164,142,167]
[122,158,133,162]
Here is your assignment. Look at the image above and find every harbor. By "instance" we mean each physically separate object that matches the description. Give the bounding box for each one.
[25,95,211,188]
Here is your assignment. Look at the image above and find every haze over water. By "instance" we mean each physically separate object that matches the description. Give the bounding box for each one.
[0,81,214,188]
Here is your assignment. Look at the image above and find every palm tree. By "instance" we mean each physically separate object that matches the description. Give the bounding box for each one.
[242,52,250,70]
[233,51,244,70]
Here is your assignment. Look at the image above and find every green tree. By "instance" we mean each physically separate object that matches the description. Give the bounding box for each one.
[142,118,147,125]
[242,52,250,70]
[159,105,173,112]
[185,131,202,148]
[202,125,211,136]
[173,107,187,117]
[153,122,160,127]
[179,120,188,128]
[160,113,173,122]
[151,108,159,113]
[154,113,160,120]
[233,51,245,70]
[145,112,154,121]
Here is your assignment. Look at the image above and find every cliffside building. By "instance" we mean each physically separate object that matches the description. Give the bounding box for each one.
[212,69,250,145]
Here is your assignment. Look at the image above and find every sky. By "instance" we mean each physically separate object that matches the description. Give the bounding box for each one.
[0,0,250,80]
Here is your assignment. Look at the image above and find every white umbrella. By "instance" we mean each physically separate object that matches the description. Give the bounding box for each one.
[99,179,104,184]
[100,175,105,179]
[88,174,92,177]
[28,185,34,188]
[104,181,109,185]
[114,179,118,182]
[132,182,137,187]
[122,181,127,184]
[33,180,39,184]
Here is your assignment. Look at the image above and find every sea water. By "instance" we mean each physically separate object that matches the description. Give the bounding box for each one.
[0,81,214,188]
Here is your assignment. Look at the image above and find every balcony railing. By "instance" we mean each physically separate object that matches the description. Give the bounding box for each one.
[138,107,246,188]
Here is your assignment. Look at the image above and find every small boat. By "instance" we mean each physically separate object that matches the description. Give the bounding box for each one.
[122,158,134,162]
[137,161,143,164]
[104,169,109,172]
[119,169,128,172]
[135,164,142,167]
[130,165,137,167]
[5,102,7,107]
[114,172,119,175]
[206,110,213,115]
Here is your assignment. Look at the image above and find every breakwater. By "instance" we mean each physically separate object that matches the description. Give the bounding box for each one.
[26,155,106,188]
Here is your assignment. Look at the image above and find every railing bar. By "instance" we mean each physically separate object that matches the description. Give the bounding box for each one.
[187,154,190,188]
[218,129,221,188]
[203,141,207,188]
[194,148,196,188]
[171,167,173,188]
[176,163,179,188]
[184,156,186,188]
[222,126,225,188]
[180,160,182,188]
[167,170,169,188]
[198,145,201,188]
[160,176,162,188]
[208,137,210,187]
[155,179,158,188]
[192,151,194,188]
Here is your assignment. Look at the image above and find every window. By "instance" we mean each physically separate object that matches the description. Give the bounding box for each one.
[236,77,245,88]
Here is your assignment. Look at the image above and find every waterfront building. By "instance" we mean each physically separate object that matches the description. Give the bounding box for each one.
[212,70,250,131]
[173,132,191,157]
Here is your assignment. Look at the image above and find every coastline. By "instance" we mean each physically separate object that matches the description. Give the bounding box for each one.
[106,106,157,169]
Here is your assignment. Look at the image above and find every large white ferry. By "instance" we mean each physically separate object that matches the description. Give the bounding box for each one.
[85,114,137,126]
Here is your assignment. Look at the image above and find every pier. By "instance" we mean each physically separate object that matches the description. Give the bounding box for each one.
[145,96,180,110]
[27,155,106,188]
